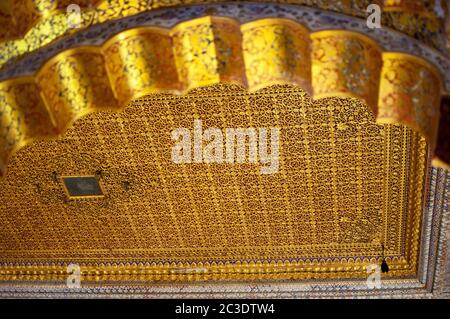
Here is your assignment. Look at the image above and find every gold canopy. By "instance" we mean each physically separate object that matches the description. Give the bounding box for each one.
[0,0,448,297]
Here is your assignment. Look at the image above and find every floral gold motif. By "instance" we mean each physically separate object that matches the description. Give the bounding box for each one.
[171,17,246,90]
[242,19,311,93]
[378,53,441,151]
[103,28,179,105]
[311,31,382,113]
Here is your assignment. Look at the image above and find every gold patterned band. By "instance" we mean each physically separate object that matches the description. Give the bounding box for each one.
[1,0,448,68]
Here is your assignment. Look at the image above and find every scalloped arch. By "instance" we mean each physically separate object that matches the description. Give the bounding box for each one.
[0,16,445,176]
[1,0,448,68]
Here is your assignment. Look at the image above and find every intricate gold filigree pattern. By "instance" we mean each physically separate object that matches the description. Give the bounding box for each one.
[0,17,443,176]
[0,78,57,174]
[0,85,427,281]
[172,17,246,90]
[103,29,178,105]
[36,48,117,132]
[311,31,381,113]
[378,53,441,150]
[242,19,310,92]
[383,0,446,50]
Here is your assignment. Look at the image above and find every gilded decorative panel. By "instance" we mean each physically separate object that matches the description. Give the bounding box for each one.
[36,48,118,132]
[0,78,56,175]
[242,19,311,93]
[311,31,381,113]
[378,53,441,151]
[171,17,246,90]
[0,85,427,282]
[382,0,447,51]
[0,0,447,298]
[103,28,178,105]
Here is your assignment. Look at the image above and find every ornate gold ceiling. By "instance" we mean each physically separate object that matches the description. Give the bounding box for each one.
[0,0,448,298]
[0,85,427,281]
